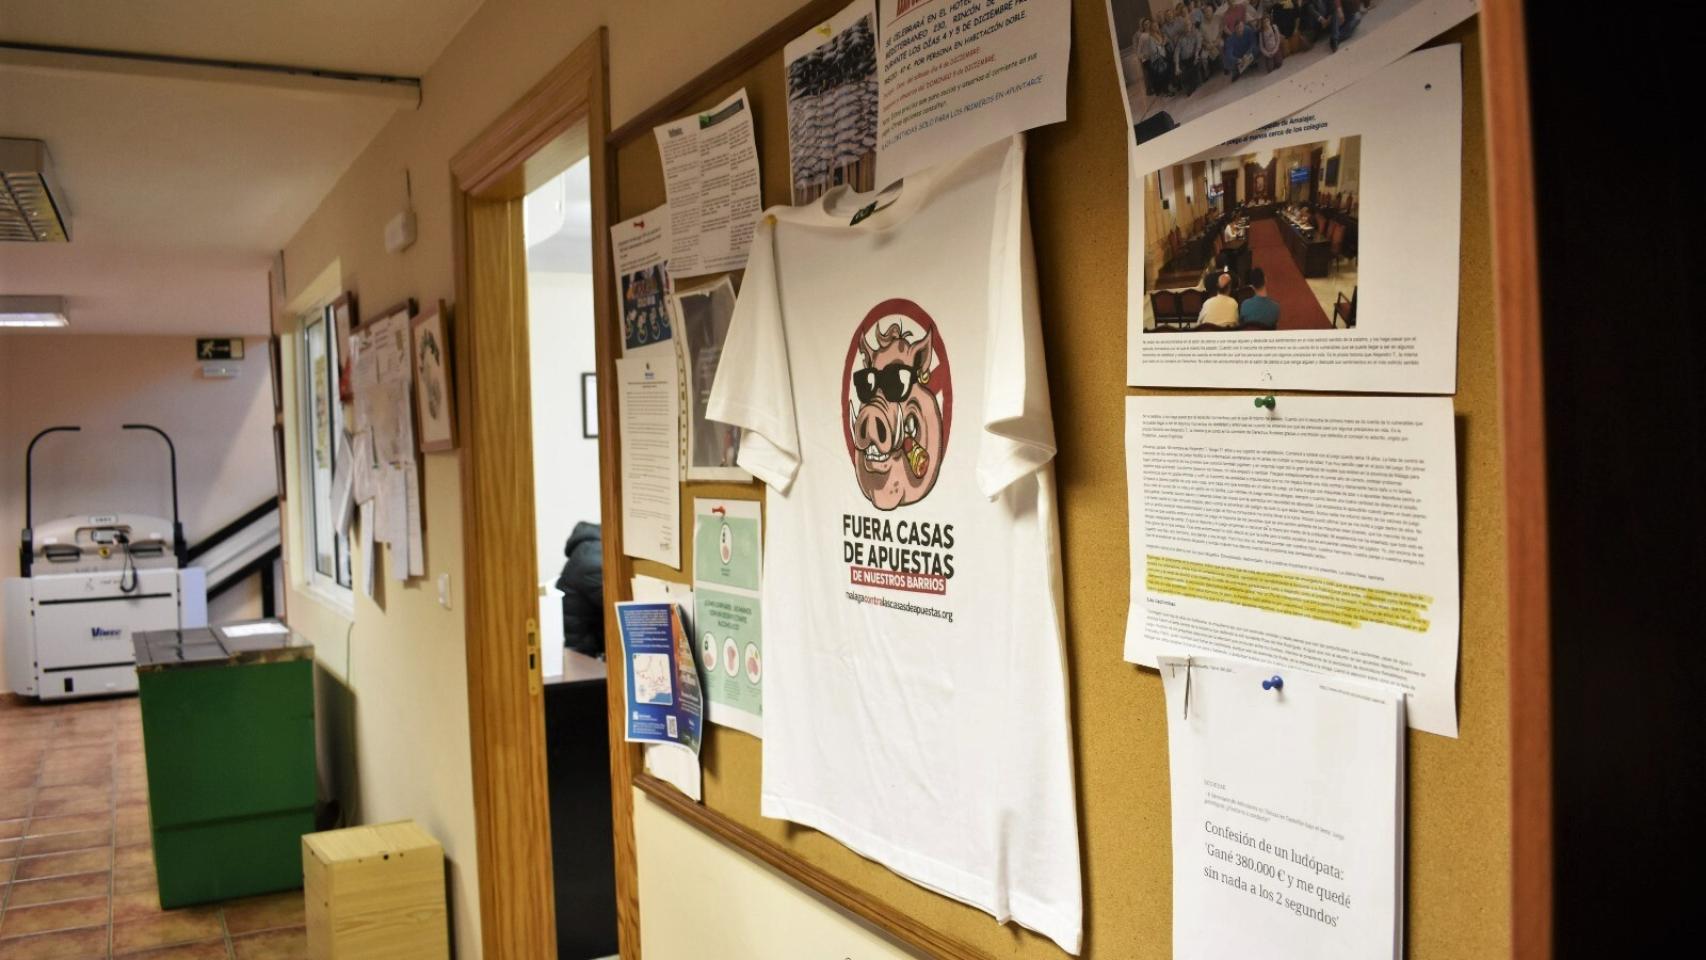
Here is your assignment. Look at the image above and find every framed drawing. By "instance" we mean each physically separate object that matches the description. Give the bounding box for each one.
[411,300,458,452]
[581,371,598,439]
[331,292,358,405]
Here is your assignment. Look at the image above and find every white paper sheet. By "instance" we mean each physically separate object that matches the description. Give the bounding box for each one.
[331,432,355,538]
[1125,394,1460,736]
[404,460,424,578]
[1105,0,1477,174]
[633,574,703,801]
[351,429,376,504]
[654,88,763,278]
[221,622,290,638]
[875,0,1071,184]
[359,499,377,599]
[617,356,682,568]
[384,465,410,581]
[1159,654,1405,960]
[1126,46,1463,392]
[611,204,677,357]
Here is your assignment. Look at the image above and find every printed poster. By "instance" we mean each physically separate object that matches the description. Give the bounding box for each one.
[1126,46,1463,392]
[616,601,704,753]
[877,0,1071,183]
[1103,0,1477,173]
[674,277,747,482]
[785,0,880,205]
[610,204,676,356]
[653,88,764,278]
[692,499,763,737]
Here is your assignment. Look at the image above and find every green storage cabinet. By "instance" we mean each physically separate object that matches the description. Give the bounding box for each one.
[133,621,316,908]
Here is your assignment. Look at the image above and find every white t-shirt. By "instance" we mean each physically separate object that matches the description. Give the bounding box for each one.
[707,135,1082,953]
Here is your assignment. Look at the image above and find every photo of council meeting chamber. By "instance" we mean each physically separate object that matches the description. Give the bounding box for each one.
[1113,0,1413,144]
[1141,135,1360,333]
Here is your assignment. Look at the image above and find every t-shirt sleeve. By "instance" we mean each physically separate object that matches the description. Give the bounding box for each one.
[706,214,802,493]
[978,135,1057,499]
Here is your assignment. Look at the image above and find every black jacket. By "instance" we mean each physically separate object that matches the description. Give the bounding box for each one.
[555,522,604,657]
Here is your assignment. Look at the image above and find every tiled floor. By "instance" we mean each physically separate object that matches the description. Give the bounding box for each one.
[1,695,307,959]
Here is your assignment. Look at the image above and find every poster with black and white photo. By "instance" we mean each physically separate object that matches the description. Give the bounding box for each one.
[673,276,748,482]
[786,1,880,205]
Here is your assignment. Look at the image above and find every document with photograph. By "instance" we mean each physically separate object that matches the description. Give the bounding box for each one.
[654,88,764,278]
[1125,394,1460,735]
[610,204,676,357]
[875,0,1071,183]
[1159,654,1405,960]
[674,277,747,482]
[692,498,764,738]
[633,576,705,801]
[1105,0,1475,173]
[1127,45,1462,392]
[616,601,704,754]
[786,0,880,205]
[617,356,682,569]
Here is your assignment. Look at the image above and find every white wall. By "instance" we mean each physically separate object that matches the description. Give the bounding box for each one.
[0,334,274,692]
[634,788,921,959]
[527,270,601,676]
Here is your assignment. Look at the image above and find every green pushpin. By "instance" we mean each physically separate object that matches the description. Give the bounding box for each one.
[1254,396,1276,410]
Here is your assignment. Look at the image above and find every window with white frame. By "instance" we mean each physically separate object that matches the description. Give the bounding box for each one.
[299,303,353,594]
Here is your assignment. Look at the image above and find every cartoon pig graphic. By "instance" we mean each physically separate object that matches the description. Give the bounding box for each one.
[848,321,945,510]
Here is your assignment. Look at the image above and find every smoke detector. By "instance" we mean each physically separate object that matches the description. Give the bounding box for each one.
[0,139,70,242]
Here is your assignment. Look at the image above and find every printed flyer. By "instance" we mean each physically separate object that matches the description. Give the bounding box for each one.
[692,499,764,737]
[616,601,703,753]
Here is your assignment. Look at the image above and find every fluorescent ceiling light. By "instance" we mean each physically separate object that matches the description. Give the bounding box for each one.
[0,295,69,327]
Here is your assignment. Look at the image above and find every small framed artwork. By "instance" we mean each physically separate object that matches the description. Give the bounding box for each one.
[581,371,598,439]
[411,300,458,453]
[332,292,358,405]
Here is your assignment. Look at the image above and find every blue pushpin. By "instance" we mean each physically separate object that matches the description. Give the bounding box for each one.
[1261,674,1284,691]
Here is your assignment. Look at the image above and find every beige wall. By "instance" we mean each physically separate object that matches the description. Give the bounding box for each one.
[0,334,273,692]
[634,788,920,959]
[274,1,817,957]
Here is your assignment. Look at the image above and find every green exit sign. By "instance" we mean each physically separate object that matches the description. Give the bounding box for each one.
[196,338,244,360]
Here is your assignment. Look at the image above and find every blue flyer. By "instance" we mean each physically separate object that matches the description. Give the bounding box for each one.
[616,601,704,753]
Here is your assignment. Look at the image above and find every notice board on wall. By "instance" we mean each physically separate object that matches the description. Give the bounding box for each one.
[604,3,1510,957]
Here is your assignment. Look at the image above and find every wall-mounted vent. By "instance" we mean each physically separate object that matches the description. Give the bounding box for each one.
[0,139,69,242]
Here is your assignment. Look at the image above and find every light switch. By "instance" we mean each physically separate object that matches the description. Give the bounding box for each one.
[437,572,452,610]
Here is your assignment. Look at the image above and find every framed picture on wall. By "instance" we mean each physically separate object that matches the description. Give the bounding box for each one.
[332,292,358,405]
[581,371,598,439]
[410,300,458,453]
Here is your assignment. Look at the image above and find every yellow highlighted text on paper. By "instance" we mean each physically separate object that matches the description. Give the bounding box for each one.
[1146,555,1433,632]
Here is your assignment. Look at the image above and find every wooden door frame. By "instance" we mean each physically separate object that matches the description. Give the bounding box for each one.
[448,28,640,959]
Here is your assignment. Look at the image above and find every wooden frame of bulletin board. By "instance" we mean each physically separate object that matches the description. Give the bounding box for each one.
[596,2,1548,958]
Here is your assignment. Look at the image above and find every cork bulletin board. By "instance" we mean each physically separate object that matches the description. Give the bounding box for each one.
[606,3,1510,957]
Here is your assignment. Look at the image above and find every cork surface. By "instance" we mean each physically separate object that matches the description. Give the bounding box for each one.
[611,6,1507,956]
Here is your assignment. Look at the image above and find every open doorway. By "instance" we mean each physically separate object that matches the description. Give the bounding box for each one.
[523,156,619,959]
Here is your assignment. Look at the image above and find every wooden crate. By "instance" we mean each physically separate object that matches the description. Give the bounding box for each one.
[302,820,449,960]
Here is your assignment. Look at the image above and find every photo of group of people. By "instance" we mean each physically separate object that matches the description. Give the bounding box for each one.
[1142,134,1361,333]
[621,262,673,351]
[1112,0,1414,145]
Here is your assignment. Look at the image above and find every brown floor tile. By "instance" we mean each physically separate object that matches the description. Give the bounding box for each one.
[115,806,150,830]
[117,941,229,959]
[29,786,110,819]
[0,819,23,840]
[40,767,112,790]
[116,819,154,849]
[0,790,33,820]
[111,907,222,955]
[0,837,18,860]
[0,895,108,939]
[15,847,111,881]
[4,872,110,907]
[231,926,307,960]
[0,769,37,790]
[1,857,14,883]
[112,890,172,923]
[116,845,154,870]
[23,813,110,838]
[19,829,111,858]
[220,891,304,936]
[0,925,109,959]
[113,862,159,895]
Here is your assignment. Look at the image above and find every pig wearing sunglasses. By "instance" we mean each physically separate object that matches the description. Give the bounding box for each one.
[849,322,943,510]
